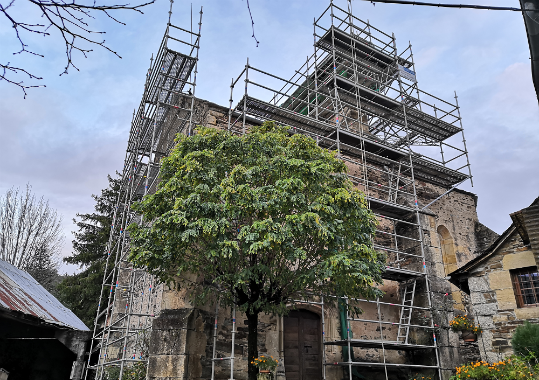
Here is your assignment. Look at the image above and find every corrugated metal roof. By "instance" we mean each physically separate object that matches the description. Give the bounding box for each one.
[0,259,89,331]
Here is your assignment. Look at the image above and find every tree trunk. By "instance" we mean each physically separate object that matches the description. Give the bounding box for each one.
[247,311,259,380]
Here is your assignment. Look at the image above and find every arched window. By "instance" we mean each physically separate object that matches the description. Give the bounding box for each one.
[437,225,458,276]
[437,225,463,309]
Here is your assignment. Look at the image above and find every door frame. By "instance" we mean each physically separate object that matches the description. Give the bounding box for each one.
[281,307,323,380]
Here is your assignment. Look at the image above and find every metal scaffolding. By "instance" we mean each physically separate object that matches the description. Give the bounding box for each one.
[85,0,472,378]
[84,5,203,379]
[211,300,238,380]
[225,1,472,379]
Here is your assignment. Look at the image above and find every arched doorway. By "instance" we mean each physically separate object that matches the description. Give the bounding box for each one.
[283,310,322,380]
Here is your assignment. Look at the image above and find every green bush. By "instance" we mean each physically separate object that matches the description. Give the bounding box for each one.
[513,322,539,358]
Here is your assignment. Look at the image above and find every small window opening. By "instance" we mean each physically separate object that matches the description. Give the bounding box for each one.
[511,266,539,308]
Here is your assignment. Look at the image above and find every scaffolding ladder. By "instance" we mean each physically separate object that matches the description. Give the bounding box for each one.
[211,300,237,380]
[397,280,417,344]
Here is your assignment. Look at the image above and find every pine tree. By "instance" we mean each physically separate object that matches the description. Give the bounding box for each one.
[57,174,121,328]
[25,246,61,296]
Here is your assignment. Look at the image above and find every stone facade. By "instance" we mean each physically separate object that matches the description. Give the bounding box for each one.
[143,99,499,380]
[450,197,539,363]
[469,231,538,362]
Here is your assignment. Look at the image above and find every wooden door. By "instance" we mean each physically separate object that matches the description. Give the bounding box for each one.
[283,310,322,380]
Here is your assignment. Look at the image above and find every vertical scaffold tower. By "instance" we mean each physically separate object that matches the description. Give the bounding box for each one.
[227,1,471,379]
[85,6,203,379]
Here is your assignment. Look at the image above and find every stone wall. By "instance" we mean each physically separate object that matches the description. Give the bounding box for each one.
[475,222,500,255]
[417,187,499,376]
[459,339,481,364]
[467,229,539,362]
[143,99,495,379]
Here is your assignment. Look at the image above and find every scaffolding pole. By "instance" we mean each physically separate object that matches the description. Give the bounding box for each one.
[84,5,203,379]
[226,1,471,378]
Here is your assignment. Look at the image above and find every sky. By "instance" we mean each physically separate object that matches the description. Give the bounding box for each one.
[1,0,538,274]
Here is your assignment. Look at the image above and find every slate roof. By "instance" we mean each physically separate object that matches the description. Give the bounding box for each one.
[449,196,539,293]
[0,259,89,331]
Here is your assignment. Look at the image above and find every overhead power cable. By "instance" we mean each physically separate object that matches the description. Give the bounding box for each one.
[360,0,539,12]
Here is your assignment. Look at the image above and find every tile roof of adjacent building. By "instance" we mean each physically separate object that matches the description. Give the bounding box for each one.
[0,259,89,331]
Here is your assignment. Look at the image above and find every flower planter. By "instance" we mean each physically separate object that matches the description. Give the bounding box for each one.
[257,371,272,380]
[253,355,278,378]
[461,330,477,342]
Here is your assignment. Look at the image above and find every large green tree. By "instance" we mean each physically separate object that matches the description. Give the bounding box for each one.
[128,122,385,380]
[57,174,120,328]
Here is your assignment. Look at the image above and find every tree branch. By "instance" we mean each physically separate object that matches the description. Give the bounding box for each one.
[0,0,155,97]
[244,0,259,47]
[0,63,45,98]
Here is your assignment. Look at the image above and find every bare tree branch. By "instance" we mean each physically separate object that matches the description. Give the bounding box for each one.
[0,0,155,97]
[244,0,259,47]
[0,185,64,271]
[0,63,45,98]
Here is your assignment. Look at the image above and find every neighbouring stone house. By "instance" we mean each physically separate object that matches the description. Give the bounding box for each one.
[449,196,539,363]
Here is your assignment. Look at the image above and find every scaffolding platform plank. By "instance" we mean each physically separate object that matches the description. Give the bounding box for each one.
[383,267,424,282]
[146,49,196,104]
[324,129,467,189]
[316,27,411,69]
[324,339,435,350]
[128,49,196,158]
[236,96,469,188]
[333,75,462,142]
[367,196,415,217]
[324,361,438,369]
[327,129,406,161]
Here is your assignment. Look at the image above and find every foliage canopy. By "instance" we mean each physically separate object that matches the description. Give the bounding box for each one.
[128,122,385,380]
[129,122,384,314]
[0,185,63,270]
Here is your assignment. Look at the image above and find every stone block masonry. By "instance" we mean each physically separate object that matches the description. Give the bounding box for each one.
[465,228,539,363]
[142,99,497,380]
